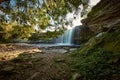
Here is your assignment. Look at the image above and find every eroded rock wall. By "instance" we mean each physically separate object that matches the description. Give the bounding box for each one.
[82,0,120,33]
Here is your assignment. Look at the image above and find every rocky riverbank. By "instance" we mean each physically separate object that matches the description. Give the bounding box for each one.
[0,43,77,80]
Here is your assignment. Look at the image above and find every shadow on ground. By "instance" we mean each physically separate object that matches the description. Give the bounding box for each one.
[0,50,73,80]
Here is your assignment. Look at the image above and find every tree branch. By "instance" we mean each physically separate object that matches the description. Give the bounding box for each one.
[0,0,8,3]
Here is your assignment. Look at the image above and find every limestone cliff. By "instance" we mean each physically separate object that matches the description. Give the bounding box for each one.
[82,0,120,33]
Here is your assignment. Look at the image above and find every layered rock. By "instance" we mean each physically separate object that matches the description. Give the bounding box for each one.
[82,0,120,33]
[72,25,93,44]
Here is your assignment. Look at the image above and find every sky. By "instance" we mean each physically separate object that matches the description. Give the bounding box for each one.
[90,0,101,5]
[72,0,101,27]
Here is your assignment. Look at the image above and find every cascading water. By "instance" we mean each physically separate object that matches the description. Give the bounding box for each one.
[55,25,82,45]
[33,25,81,48]
[55,9,82,45]
[55,28,74,45]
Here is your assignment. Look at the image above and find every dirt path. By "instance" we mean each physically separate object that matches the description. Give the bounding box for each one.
[0,43,73,80]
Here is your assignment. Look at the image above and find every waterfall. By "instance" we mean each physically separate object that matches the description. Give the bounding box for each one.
[55,25,82,45]
[55,9,81,45]
[56,28,74,45]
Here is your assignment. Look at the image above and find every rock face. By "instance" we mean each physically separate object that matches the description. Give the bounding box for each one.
[82,0,120,33]
[70,1,120,79]
[72,25,93,44]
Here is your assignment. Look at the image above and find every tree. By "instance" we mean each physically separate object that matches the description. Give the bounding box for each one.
[0,0,89,41]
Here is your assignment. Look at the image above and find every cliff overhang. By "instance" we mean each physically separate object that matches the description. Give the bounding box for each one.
[82,0,120,33]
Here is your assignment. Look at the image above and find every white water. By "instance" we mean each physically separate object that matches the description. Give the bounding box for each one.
[32,26,81,47]
[56,28,74,45]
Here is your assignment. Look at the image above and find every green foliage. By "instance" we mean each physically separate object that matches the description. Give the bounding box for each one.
[0,0,90,41]
[0,22,13,42]
[72,48,120,79]
[70,28,120,79]
[28,31,41,41]
[11,25,34,40]
[103,30,120,52]
[0,0,88,26]
[0,22,34,42]
[45,29,65,38]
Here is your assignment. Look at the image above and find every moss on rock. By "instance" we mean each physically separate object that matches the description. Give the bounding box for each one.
[70,27,120,79]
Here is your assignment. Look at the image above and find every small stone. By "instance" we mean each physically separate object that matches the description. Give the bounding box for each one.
[2,66,14,71]
[72,73,81,80]
[54,59,65,63]
[26,72,39,80]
